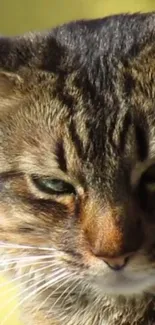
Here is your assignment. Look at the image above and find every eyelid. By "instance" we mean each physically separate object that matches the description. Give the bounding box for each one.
[26,173,84,201]
[26,174,77,199]
[32,176,76,195]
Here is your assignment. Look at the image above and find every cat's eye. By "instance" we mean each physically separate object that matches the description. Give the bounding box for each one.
[31,176,76,196]
[138,164,155,215]
[141,164,155,192]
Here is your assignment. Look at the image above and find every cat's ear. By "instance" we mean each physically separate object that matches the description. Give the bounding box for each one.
[0,71,24,113]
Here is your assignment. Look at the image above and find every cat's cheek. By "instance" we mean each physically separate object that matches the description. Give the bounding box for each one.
[55,195,77,216]
[0,201,65,249]
[0,203,11,229]
[0,203,39,243]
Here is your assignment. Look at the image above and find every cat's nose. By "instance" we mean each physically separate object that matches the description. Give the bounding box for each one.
[100,255,131,270]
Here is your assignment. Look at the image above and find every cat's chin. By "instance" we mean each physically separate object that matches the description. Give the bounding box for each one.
[89,270,155,296]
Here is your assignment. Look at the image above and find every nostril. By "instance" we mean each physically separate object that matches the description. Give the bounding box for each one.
[124,256,130,264]
[105,256,129,271]
[99,255,131,271]
[107,264,124,271]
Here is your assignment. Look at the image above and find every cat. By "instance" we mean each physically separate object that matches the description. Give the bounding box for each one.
[1,12,155,325]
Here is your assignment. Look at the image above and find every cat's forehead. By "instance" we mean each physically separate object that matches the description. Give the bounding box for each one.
[0,70,90,176]
[0,36,154,181]
[0,65,148,180]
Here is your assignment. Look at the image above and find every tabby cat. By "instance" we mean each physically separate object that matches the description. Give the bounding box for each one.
[1,12,155,325]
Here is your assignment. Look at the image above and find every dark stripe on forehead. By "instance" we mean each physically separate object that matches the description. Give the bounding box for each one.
[123,72,136,97]
[55,140,67,173]
[68,119,85,160]
[52,74,78,110]
[135,122,148,161]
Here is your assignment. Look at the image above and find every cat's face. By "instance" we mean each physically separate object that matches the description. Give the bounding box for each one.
[0,43,155,304]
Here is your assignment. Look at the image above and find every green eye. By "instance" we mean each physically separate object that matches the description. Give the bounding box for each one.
[145,183,155,192]
[32,176,76,195]
[141,164,155,192]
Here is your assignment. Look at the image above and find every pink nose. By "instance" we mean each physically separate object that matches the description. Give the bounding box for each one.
[101,254,131,270]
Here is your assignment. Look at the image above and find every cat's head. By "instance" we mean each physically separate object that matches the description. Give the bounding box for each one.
[1,13,155,302]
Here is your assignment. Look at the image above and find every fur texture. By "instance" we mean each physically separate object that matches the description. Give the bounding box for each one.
[0,12,155,325]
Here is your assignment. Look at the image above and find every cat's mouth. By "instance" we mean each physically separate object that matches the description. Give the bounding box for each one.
[89,268,155,295]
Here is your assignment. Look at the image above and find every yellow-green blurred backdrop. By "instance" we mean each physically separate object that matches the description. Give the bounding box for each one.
[0,0,155,35]
[0,0,155,324]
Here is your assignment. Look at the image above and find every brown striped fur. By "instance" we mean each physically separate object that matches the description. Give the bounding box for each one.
[1,12,155,325]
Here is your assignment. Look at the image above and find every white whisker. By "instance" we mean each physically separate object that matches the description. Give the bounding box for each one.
[0,267,67,317]
[0,259,59,275]
[48,277,80,315]
[0,242,58,251]
[0,274,44,313]
[0,256,59,271]
[0,266,60,301]
[0,254,59,263]
[76,281,88,304]
[60,279,81,307]
[34,272,75,315]
[1,270,69,325]
[0,262,60,291]
[32,270,70,307]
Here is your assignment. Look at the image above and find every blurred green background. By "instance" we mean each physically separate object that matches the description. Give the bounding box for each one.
[0,0,155,325]
[0,0,155,35]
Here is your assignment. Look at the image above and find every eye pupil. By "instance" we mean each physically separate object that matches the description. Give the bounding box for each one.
[32,176,76,195]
